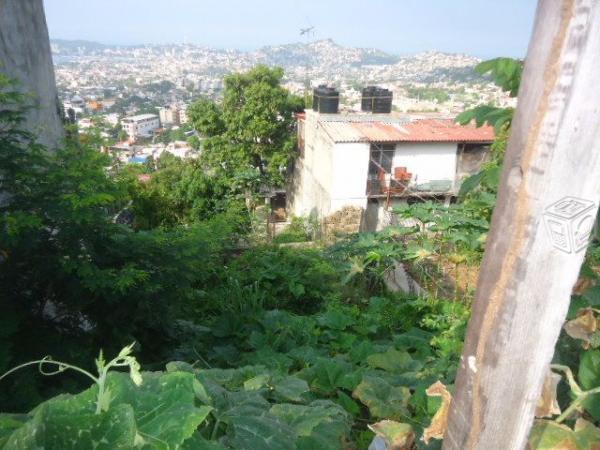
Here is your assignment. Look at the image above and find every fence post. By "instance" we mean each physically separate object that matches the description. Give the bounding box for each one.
[443,1,600,449]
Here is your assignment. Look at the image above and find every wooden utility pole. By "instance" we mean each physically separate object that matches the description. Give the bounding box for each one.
[444,1,600,449]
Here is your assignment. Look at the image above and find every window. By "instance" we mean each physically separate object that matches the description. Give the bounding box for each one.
[368,143,395,177]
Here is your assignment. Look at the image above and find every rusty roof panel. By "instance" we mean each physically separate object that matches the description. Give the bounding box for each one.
[317,117,494,143]
[394,119,494,142]
[351,122,408,142]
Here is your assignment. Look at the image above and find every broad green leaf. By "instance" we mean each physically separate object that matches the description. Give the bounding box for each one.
[527,420,577,450]
[458,171,484,197]
[0,414,27,447]
[181,432,228,450]
[226,413,297,450]
[366,347,422,373]
[348,340,376,364]
[244,374,270,392]
[578,350,600,420]
[273,376,310,402]
[335,390,361,416]
[270,400,350,450]
[245,347,294,371]
[393,328,434,359]
[198,365,267,390]
[214,389,271,420]
[475,57,523,96]
[352,376,411,420]
[3,403,136,450]
[105,371,212,449]
[583,286,600,307]
[302,359,352,395]
[287,346,327,366]
[165,361,196,373]
[317,310,355,331]
[573,419,600,449]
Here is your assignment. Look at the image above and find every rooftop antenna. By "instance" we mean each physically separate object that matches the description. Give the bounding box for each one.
[300,21,315,106]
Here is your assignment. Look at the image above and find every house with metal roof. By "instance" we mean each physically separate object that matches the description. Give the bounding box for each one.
[288,107,495,231]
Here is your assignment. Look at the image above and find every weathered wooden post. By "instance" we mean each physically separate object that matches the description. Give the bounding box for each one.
[443,1,600,449]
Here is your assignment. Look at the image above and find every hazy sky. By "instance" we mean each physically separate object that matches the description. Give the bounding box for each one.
[43,0,537,57]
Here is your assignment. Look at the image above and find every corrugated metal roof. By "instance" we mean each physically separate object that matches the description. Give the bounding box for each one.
[352,122,409,142]
[320,121,368,143]
[395,119,495,142]
[318,117,494,144]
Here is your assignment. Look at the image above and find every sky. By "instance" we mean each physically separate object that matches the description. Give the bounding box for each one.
[43,0,537,58]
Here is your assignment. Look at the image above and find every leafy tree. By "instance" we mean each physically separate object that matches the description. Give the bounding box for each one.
[188,98,225,136]
[0,75,237,411]
[189,65,304,188]
[456,57,523,133]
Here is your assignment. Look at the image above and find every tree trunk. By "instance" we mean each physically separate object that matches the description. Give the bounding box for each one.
[443,1,600,449]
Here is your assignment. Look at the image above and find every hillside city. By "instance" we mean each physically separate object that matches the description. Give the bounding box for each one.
[3,2,600,449]
[53,38,517,164]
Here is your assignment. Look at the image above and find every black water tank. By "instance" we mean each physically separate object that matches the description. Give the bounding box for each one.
[373,89,393,113]
[312,86,322,111]
[361,86,393,113]
[313,85,339,114]
[361,86,376,112]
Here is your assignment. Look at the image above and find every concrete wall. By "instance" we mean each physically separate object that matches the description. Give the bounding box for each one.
[393,142,458,186]
[289,110,372,219]
[0,0,63,148]
[290,111,334,218]
[330,142,370,212]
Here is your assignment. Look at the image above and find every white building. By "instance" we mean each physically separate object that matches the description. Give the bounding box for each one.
[165,140,196,159]
[158,105,189,126]
[289,109,494,230]
[178,104,189,124]
[121,114,160,140]
[158,106,178,126]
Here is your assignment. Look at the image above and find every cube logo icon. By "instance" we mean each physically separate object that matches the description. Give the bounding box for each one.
[543,197,596,253]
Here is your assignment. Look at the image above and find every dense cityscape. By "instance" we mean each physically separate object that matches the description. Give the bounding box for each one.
[52,37,517,163]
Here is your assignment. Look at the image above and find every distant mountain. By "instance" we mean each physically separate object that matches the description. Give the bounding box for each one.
[50,38,485,85]
[254,38,400,67]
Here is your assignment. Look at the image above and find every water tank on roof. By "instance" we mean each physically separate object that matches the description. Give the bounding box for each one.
[312,85,339,114]
[361,86,376,111]
[361,86,393,114]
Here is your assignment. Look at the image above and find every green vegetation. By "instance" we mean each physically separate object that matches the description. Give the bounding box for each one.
[404,86,450,103]
[1,59,599,450]
[188,65,304,188]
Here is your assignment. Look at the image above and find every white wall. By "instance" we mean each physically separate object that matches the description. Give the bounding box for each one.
[290,111,371,219]
[393,142,458,186]
[330,142,370,212]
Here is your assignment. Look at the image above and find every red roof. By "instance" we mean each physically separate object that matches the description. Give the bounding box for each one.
[394,119,495,143]
[318,118,494,143]
[351,122,408,142]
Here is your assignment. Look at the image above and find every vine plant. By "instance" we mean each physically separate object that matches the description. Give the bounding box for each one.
[0,342,142,414]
